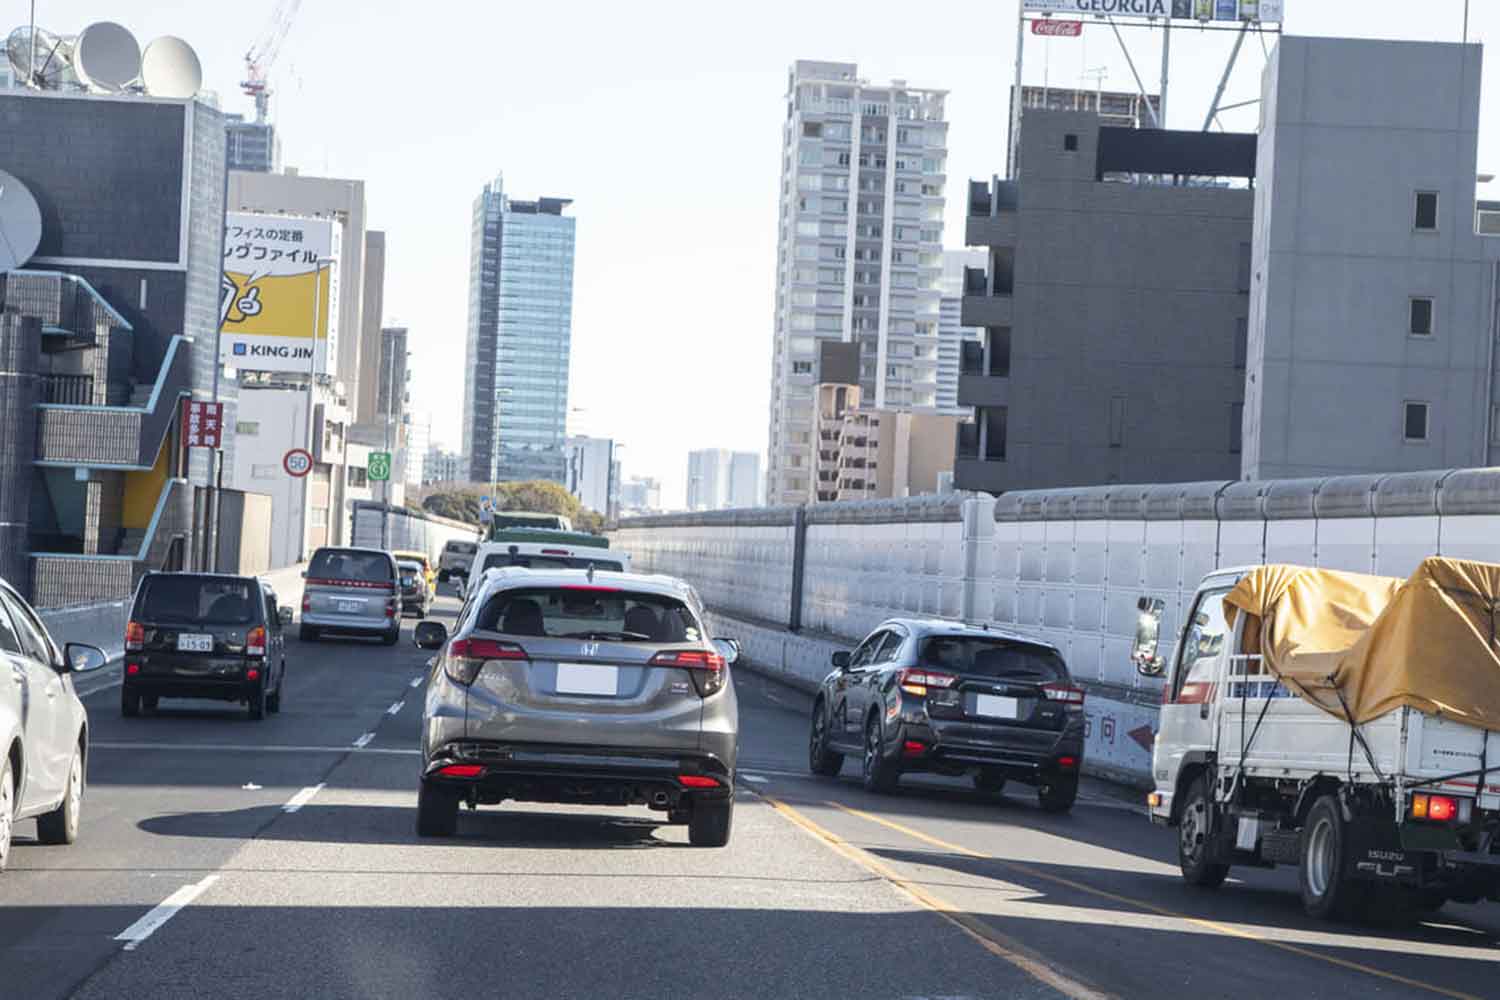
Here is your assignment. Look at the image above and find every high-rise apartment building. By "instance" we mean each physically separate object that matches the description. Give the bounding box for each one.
[687,449,760,511]
[462,174,576,485]
[938,250,985,413]
[405,413,431,487]
[564,435,619,518]
[765,60,949,506]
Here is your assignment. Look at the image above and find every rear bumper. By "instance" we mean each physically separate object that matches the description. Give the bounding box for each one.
[423,740,734,808]
[124,674,260,702]
[301,612,396,635]
[897,720,1081,784]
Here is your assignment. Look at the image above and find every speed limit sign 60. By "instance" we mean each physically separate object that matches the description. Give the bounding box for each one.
[283,448,313,478]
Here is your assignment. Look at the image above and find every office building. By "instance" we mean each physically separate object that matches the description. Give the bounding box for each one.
[356,230,387,423]
[687,449,760,511]
[938,250,985,413]
[619,476,662,514]
[225,113,281,173]
[766,61,950,505]
[1243,37,1500,478]
[0,88,229,604]
[375,327,409,424]
[405,413,431,487]
[462,174,576,485]
[564,435,619,518]
[423,447,465,486]
[955,109,1255,494]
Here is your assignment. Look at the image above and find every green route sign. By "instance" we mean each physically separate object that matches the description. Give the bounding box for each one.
[368,451,392,482]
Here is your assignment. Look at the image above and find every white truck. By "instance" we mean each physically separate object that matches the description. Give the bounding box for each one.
[1137,559,1500,919]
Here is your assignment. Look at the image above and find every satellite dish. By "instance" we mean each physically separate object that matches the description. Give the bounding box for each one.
[140,36,201,98]
[73,21,140,93]
[0,171,43,273]
[5,26,74,88]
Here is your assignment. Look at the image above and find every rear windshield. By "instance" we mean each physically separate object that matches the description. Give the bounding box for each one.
[481,553,624,573]
[397,562,424,576]
[444,541,477,555]
[137,576,259,625]
[308,549,393,583]
[477,587,700,643]
[920,636,1068,683]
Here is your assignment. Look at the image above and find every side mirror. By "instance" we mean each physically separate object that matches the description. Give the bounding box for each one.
[64,642,108,674]
[831,650,851,670]
[278,606,294,626]
[1133,596,1167,677]
[413,620,448,650]
[712,637,741,665]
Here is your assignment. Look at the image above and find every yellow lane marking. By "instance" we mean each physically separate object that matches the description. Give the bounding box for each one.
[760,794,1115,1000]
[829,801,1482,1000]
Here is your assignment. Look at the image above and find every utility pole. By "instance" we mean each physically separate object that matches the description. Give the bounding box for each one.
[297,259,322,562]
[381,329,393,550]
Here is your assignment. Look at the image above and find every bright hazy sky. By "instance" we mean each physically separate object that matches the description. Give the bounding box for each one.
[32,1,1500,507]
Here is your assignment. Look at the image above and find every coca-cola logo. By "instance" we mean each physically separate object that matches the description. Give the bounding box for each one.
[1032,19,1084,36]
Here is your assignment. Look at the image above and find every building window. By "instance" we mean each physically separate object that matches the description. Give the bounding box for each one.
[1234,317,1248,369]
[1230,403,1244,454]
[236,421,260,435]
[1404,401,1430,442]
[983,407,1008,461]
[1064,133,1079,152]
[1414,191,1439,231]
[1409,297,1434,337]
[792,361,812,375]
[310,507,329,528]
[802,121,823,138]
[348,466,369,487]
[1108,396,1127,448]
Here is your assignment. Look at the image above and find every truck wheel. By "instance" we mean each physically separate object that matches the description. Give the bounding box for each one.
[808,701,844,777]
[1178,775,1230,888]
[1300,794,1365,920]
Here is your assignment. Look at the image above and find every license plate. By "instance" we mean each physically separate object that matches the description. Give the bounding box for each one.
[176,633,213,652]
[555,662,618,696]
[975,694,1019,720]
[337,599,364,613]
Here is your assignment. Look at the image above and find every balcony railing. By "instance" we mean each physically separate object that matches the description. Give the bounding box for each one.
[41,373,95,405]
[0,270,134,345]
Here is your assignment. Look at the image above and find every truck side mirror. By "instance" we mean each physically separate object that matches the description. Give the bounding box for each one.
[1133,596,1167,677]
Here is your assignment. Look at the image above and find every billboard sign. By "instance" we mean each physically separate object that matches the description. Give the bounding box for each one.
[219,213,341,375]
[1022,0,1282,21]
[181,400,223,448]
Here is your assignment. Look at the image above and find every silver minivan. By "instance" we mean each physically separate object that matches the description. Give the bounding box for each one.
[299,547,401,645]
[414,568,741,846]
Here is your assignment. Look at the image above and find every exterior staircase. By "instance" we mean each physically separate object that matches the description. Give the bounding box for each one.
[118,528,147,557]
[129,383,153,407]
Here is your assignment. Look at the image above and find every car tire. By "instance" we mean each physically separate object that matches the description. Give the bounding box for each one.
[688,798,733,847]
[142,695,159,714]
[381,626,400,646]
[247,682,267,721]
[36,746,83,846]
[438,570,449,583]
[299,625,320,642]
[416,779,459,837]
[0,756,14,872]
[267,667,284,714]
[861,715,900,794]
[974,771,1007,796]
[1037,776,1078,814]
[1178,774,1230,888]
[808,701,844,777]
[121,687,141,718]
[1300,794,1366,920]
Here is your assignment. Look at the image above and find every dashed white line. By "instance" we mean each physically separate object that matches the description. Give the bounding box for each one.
[91,741,419,756]
[386,700,405,716]
[352,732,375,748]
[741,774,769,784]
[409,676,423,688]
[282,783,324,813]
[115,874,219,951]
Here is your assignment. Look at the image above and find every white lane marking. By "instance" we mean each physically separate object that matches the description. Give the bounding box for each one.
[241,782,263,791]
[741,774,769,784]
[352,732,375,748]
[91,741,420,756]
[282,783,324,813]
[115,874,219,951]
[409,676,422,688]
[386,700,405,716]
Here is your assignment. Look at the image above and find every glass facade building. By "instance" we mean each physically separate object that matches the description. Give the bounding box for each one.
[462,174,576,485]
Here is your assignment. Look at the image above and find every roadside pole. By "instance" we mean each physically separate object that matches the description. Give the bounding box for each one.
[298,260,322,561]
[207,131,231,572]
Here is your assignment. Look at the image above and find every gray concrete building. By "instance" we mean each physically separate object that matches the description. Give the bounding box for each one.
[1243,36,1500,479]
[356,230,387,423]
[225,114,281,173]
[956,109,1255,493]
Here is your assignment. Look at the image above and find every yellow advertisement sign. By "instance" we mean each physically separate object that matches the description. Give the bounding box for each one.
[219,213,341,374]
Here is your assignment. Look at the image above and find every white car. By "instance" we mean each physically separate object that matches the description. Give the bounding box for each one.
[0,577,109,870]
[458,540,631,598]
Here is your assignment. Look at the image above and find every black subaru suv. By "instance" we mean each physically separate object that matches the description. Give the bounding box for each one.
[807,618,1085,812]
[123,573,291,720]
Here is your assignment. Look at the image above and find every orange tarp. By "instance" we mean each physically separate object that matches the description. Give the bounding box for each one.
[1223,558,1500,731]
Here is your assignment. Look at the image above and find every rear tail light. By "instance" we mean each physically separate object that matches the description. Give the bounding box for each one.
[246,667,260,681]
[301,594,311,613]
[902,740,929,757]
[897,668,957,697]
[385,598,397,619]
[1411,793,1471,824]
[246,626,266,657]
[1042,683,1086,709]
[650,649,726,697]
[1056,755,1078,770]
[125,620,144,652]
[438,763,484,778]
[126,662,140,675]
[677,774,720,788]
[444,637,528,686]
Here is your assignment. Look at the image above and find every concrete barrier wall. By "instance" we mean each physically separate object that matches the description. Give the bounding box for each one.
[38,599,130,662]
[350,502,479,564]
[615,468,1500,787]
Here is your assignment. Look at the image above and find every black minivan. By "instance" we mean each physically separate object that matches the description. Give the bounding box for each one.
[124,573,291,720]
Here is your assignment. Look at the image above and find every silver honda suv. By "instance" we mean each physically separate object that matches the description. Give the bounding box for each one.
[413,568,741,846]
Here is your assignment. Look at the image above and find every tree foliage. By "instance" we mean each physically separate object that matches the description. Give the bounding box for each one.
[420,480,607,533]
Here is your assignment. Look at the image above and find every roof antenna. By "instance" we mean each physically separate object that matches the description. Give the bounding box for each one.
[587,562,596,583]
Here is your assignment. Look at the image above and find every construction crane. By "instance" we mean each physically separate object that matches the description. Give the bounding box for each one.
[240,0,304,124]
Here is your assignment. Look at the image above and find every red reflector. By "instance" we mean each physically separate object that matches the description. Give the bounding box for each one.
[1429,795,1458,822]
[677,774,719,788]
[902,740,928,756]
[449,638,528,661]
[1057,756,1078,770]
[439,764,483,778]
[246,625,266,657]
[246,667,260,680]
[126,663,140,675]
[125,620,144,652]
